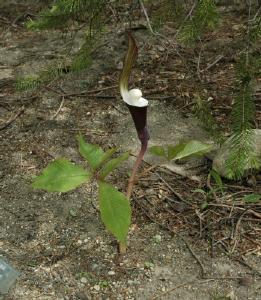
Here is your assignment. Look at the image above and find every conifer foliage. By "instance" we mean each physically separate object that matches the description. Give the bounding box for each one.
[226,13,261,179]
[17,0,106,90]
[179,0,219,43]
[27,0,106,31]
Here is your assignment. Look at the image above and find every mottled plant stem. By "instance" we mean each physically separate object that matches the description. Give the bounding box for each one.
[126,140,148,199]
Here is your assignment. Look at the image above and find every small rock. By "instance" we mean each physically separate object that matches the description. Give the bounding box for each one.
[145,188,154,196]
[157,46,165,52]
[232,24,242,31]
[76,291,89,300]
[108,270,115,276]
[91,264,99,271]
[80,277,88,284]
[93,284,100,291]
[153,234,162,244]
[225,290,236,300]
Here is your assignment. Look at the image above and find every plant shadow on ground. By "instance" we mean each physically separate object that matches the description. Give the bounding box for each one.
[0,1,260,299]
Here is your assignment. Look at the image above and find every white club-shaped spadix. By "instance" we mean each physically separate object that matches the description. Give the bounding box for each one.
[121,88,148,107]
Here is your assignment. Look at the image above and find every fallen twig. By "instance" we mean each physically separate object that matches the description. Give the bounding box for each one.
[208,203,261,219]
[111,104,128,115]
[152,280,195,300]
[138,0,165,37]
[196,41,203,82]
[231,210,248,253]
[0,106,25,130]
[200,55,224,73]
[156,172,192,206]
[46,84,118,98]
[178,234,207,277]
[51,96,65,119]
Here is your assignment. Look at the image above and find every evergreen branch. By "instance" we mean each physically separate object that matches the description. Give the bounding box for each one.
[231,82,255,133]
[15,75,41,91]
[71,35,95,71]
[178,0,219,43]
[226,2,260,179]
[26,0,106,31]
[15,63,69,91]
[21,0,107,91]
[225,131,259,179]
[26,7,70,30]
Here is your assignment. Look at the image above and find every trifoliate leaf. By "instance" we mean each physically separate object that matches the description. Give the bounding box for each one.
[78,135,115,170]
[32,158,90,192]
[99,152,129,179]
[98,181,131,243]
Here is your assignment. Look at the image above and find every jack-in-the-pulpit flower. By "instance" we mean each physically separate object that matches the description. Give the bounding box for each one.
[119,32,149,144]
[119,32,149,199]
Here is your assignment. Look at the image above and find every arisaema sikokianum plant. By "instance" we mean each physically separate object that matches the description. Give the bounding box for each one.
[32,135,131,253]
[32,31,149,254]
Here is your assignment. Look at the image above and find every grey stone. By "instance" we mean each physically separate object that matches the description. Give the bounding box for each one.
[0,258,20,294]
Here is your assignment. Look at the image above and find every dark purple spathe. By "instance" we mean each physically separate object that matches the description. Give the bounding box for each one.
[126,104,150,144]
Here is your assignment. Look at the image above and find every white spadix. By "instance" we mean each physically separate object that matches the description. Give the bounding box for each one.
[120,88,148,107]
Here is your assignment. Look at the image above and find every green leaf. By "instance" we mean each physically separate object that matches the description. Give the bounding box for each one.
[98,181,131,243]
[102,148,117,162]
[78,135,113,170]
[243,194,261,203]
[99,152,129,179]
[150,141,213,161]
[173,140,213,160]
[167,144,186,160]
[149,146,166,158]
[32,158,90,192]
